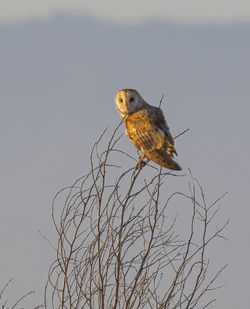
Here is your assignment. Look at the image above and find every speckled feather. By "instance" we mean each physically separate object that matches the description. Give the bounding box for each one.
[124,107,180,170]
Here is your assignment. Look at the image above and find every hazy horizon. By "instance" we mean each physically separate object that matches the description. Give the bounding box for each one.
[1,0,250,24]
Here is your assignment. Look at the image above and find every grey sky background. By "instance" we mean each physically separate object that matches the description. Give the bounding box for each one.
[0,2,250,308]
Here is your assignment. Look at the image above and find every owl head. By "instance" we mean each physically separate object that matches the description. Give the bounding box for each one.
[115,89,145,117]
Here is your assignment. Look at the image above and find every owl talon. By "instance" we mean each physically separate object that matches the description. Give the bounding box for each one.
[136,154,149,169]
[136,160,146,170]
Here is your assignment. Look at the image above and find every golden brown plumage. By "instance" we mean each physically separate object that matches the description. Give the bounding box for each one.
[115,89,181,170]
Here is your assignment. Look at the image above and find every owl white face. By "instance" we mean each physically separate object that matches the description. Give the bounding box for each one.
[115,89,140,116]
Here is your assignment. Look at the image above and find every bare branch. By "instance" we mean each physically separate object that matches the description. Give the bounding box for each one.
[174,128,190,140]
[44,124,228,309]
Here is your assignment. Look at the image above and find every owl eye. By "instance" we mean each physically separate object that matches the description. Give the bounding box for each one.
[120,98,123,103]
[130,97,134,102]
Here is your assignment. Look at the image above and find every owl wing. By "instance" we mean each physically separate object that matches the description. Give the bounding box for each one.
[147,106,176,152]
[124,106,177,157]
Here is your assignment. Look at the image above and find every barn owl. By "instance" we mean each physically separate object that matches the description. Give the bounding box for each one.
[115,89,181,170]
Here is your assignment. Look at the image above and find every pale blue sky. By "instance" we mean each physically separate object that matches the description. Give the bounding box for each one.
[0,2,249,308]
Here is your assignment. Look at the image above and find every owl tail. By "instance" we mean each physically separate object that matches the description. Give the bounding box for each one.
[146,150,182,171]
[161,158,182,171]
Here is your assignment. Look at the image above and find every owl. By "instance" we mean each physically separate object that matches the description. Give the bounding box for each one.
[115,89,181,170]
